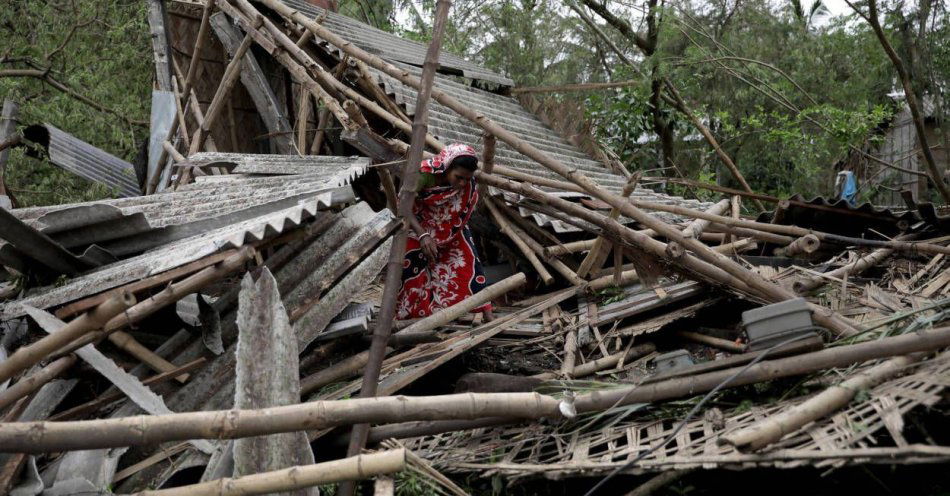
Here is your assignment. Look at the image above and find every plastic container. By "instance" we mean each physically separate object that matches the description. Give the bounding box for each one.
[741,298,814,351]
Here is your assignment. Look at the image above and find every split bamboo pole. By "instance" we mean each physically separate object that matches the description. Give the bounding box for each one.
[299,348,390,396]
[720,353,924,451]
[0,392,561,453]
[0,355,76,411]
[775,234,820,258]
[256,1,861,336]
[0,292,134,384]
[577,173,640,278]
[485,198,554,285]
[129,450,406,496]
[54,248,254,357]
[344,1,452,479]
[397,273,526,336]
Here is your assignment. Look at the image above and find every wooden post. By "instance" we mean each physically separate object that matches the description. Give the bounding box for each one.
[343,0,453,482]
[0,293,134,384]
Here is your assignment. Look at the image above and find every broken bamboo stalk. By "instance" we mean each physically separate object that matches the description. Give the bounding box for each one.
[725,195,741,245]
[721,353,924,451]
[54,247,254,357]
[708,223,796,246]
[130,450,407,496]
[0,355,76,411]
[485,198,554,285]
[793,236,913,294]
[576,173,640,278]
[560,328,578,376]
[682,198,731,239]
[107,331,190,383]
[775,234,820,257]
[535,343,656,380]
[588,269,640,291]
[0,292,135,384]
[502,210,584,285]
[397,273,527,336]
[343,1,452,480]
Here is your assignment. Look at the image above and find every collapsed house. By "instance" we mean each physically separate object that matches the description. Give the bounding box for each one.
[0,1,949,494]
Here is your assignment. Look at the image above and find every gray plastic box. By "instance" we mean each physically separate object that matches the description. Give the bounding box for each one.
[742,298,814,351]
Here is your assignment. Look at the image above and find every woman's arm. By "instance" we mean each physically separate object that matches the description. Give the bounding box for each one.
[408,213,438,261]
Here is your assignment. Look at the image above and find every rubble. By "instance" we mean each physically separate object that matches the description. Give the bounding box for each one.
[0,0,949,494]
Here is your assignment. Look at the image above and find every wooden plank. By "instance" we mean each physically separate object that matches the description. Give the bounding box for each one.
[146,0,173,91]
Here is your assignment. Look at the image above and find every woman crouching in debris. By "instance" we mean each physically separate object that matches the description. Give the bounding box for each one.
[396,143,494,322]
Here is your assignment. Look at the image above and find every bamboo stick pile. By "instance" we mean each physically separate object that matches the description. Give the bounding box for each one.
[1,0,949,494]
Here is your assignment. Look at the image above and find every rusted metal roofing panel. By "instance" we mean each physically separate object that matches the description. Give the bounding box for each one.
[23,123,140,198]
[757,195,918,239]
[281,0,514,86]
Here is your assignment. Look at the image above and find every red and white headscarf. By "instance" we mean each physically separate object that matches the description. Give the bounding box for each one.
[420,143,477,174]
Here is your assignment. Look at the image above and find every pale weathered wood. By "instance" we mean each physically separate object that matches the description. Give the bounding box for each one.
[0,355,75,411]
[234,269,315,494]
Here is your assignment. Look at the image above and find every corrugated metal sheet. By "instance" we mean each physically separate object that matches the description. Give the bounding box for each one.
[23,123,140,198]
[282,0,513,87]
[0,155,371,320]
[757,194,918,239]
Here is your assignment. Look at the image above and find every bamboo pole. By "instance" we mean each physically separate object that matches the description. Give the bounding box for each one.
[0,393,561,453]
[344,1,452,478]
[573,327,950,414]
[560,328,577,376]
[721,353,923,451]
[130,450,407,496]
[107,331,190,383]
[792,236,912,294]
[0,292,134,384]
[775,234,820,257]
[709,223,795,245]
[0,355,76,411]
[485,198,554,285]
[725,195,741,245]
[535,343,656,380]
[299,348,389,396]
[54,248,254,357]
[397,273,526,336]
[577,173,640,278]
[495,171,947,256]
[501,208,585,285]
[296,89,311,154]
[675,330,745,353]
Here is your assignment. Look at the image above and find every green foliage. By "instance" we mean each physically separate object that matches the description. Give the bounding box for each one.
[0,0,151,207]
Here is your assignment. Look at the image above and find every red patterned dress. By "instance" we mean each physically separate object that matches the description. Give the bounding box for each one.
[396,145,491,319]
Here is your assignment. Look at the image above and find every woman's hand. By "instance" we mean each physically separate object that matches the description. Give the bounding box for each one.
[421,235,439,261]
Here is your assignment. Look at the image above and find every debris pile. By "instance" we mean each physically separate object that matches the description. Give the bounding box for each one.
[0,0,948,494]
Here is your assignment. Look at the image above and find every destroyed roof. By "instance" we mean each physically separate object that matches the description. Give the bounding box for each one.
[0,154,368,320]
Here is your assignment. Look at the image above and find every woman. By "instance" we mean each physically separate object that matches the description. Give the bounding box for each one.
[396,143,493,321]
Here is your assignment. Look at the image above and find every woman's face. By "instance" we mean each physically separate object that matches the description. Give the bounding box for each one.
[445,165,474,189]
